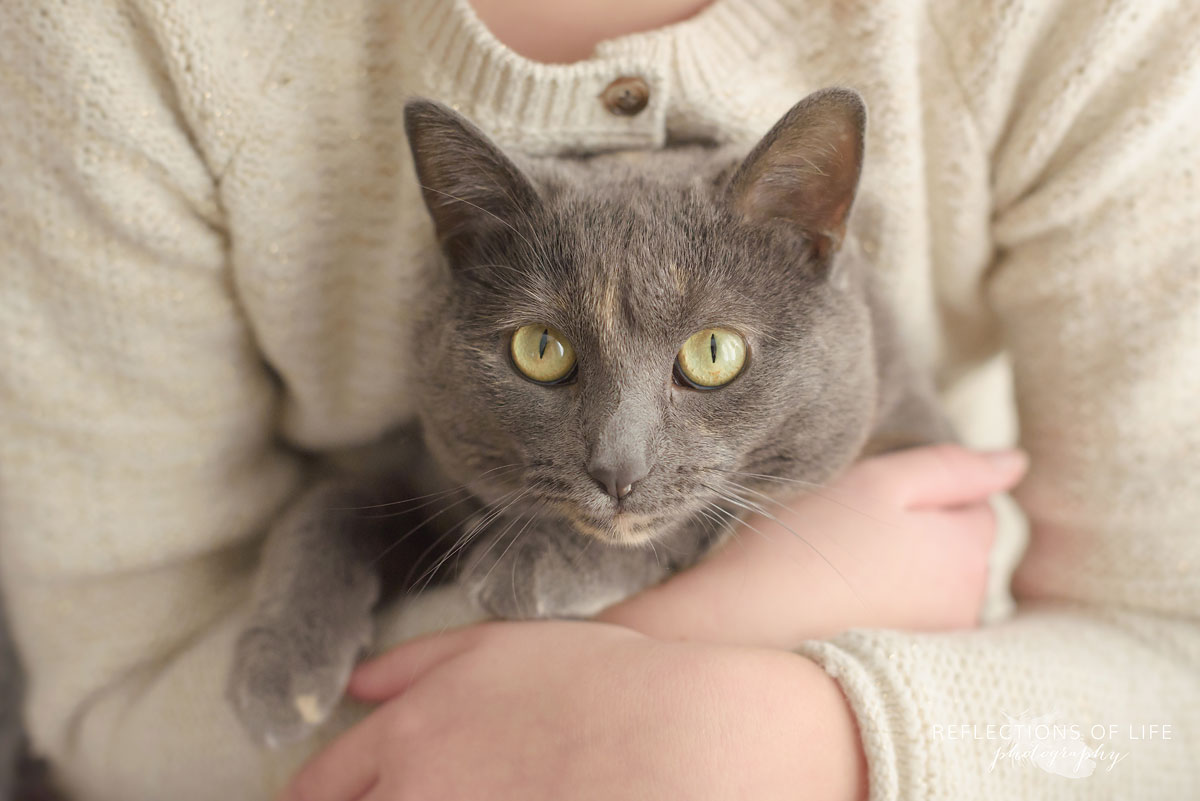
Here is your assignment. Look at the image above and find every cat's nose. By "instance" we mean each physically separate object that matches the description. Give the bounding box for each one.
[588,459,649,500]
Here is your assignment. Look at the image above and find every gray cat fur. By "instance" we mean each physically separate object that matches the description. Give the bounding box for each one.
[227,88,952,746]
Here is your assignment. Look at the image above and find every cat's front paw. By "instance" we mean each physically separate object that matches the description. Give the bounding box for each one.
[463,542,547,620]
[462,534,639,620]
[226,618,369,748]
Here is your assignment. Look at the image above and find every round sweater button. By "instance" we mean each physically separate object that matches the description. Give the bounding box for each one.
[601,77,650,116]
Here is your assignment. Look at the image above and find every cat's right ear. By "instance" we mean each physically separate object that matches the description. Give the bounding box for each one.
[404,100,540,259]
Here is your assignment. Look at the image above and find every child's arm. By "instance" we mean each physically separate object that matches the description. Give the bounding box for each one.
[284,621,870,801]
[598,445,1026,647]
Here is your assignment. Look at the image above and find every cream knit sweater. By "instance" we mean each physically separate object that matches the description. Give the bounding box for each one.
[1,0,1198,799]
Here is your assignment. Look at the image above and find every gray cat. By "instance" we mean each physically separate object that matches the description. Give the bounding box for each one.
[226,88,951,746]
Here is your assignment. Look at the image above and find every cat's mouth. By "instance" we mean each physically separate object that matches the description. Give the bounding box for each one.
[556,507,663,546]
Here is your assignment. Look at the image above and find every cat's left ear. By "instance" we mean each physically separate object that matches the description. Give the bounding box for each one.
[404,100,541,260]
[729,88,866,261]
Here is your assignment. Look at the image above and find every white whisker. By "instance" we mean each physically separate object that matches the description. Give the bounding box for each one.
[701,482,863,605]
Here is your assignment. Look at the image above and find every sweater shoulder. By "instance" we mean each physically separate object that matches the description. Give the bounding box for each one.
[928,0,1200,213]
[0,0,308,178]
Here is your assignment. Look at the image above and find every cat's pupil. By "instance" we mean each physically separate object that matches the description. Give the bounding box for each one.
[539,329,549,359]
[710,333,717,363]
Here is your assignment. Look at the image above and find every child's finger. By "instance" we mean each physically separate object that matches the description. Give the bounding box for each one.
[871,444,1027,509]
[277,710,382,801]
[348,623,490,701]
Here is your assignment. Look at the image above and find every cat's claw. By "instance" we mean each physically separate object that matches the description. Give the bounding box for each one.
[227,621,367,747]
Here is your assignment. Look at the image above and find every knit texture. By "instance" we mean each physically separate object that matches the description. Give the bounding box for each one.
[1,0,1197,799]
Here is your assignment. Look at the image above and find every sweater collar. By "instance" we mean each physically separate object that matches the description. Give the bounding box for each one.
[404,0,795,154]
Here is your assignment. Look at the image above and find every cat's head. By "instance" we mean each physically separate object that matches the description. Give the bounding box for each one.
[404,89,877,546]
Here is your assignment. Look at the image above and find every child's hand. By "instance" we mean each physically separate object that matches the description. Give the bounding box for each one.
[278,621,866,801]
[599,445,1027,648]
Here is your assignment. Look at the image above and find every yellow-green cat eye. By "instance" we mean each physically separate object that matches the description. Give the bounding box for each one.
[675,328,747,389]
[511,324,577,384]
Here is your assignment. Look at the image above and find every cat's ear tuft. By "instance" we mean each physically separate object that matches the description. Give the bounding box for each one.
[729,88,866,260]
[404,100,541,259]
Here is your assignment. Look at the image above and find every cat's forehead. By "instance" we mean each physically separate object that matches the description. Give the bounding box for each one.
[502,196,777,345]
[555,191,727,282]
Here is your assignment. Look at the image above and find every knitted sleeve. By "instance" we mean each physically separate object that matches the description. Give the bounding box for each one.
[0,2,312,799]
[800,1,1200,798]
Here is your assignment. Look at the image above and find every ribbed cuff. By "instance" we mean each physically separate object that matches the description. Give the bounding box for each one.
[798,631,935,801]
